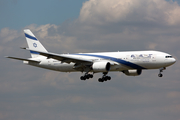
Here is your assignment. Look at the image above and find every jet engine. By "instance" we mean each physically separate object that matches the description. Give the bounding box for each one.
[123,70,142,76]
[92,62,111,72]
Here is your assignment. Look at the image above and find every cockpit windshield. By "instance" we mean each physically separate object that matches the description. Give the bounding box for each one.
[165,56,172,58]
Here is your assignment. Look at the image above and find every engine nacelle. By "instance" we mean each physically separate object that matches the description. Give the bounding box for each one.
[123,70,142,76]
[92,62,111,72]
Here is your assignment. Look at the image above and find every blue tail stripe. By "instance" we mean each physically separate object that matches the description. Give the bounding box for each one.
[73,54,146,69]
[25,33,38,41]
[30,50,40,54]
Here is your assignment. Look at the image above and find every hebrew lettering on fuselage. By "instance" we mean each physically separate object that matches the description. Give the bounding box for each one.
[131,54,152,59]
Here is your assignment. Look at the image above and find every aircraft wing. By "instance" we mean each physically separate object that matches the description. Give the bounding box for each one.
[6,56,40,63]
[25,48,93,64]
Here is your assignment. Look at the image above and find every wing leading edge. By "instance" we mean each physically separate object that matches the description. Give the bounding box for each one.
[24,48,93,64]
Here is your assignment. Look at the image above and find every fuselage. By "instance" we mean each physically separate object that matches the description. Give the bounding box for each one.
[25,50,176,72]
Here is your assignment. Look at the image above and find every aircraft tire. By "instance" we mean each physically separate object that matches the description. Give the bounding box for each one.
[107,76,111,80]
[98,78,104,82]
[158,74,163,77]
[90,74,93,78]
[80,76,86,80]
[103,77,108,81]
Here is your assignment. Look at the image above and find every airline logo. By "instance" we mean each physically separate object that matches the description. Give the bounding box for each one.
[33,43,37,48]
[131,54,153,59]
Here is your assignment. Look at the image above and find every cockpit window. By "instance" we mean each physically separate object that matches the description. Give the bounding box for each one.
[165,56,172,58]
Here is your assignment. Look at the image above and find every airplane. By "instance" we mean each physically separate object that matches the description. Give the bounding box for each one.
[6,29,176,82]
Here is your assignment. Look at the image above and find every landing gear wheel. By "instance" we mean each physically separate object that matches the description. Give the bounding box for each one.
[103,77,108,81]
[98,78,104,82]
[85,75,90,79]
[158,73,163,77]
[107,76,111,80]
[89,74,93,78]
[80,76,86,80]
[80,73,94,81]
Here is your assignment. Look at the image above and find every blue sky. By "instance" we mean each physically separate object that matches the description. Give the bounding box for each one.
[0,0,87,29]
[1,0,180,120]
[1,0,180,29]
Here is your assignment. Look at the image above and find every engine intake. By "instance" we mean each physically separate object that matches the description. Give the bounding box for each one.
[123,70,142,76]
[92,62,111,72]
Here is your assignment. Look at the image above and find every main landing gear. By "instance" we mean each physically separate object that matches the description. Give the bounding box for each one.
[80,72,111,82]
[158,67,166,77]
[98,72,111,82]
[98,76,111,82]
[80,73,93,80]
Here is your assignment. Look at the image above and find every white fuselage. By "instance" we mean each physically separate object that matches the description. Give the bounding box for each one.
[25,50,176,72]
[7,29,176,81]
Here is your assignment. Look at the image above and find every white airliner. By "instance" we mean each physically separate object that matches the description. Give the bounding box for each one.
[7,29,176,82]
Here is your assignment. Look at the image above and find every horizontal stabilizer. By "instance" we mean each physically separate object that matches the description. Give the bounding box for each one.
[20,47,28,50]
[6,56,40,63]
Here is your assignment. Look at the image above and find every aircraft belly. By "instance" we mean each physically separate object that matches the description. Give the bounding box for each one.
[131,61,167,69]
[110,64,129,71]
[55,63,76,72]
[28,61,77,72]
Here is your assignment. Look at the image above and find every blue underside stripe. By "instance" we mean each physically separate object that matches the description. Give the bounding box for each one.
[73,54,146,69]
[30,50,40,54]
[25,33,38,41]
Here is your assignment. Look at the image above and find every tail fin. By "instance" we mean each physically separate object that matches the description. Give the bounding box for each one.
[24,29,48,58]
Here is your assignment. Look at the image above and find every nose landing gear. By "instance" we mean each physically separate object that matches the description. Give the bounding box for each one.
[158,67,166,77]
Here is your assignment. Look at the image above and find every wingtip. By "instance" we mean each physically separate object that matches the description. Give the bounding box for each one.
[5,56,10,58]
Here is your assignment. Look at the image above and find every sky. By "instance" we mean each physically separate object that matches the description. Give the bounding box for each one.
[1,0,180,120]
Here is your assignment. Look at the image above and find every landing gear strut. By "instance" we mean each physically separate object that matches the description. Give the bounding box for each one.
[98,72,111,82]
[158,67,166,77]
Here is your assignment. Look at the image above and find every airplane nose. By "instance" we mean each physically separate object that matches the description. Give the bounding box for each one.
[165,57,176,66]
[172,58,176,64]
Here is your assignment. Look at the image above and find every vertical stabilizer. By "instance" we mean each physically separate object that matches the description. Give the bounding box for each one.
[24,29,48,58]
